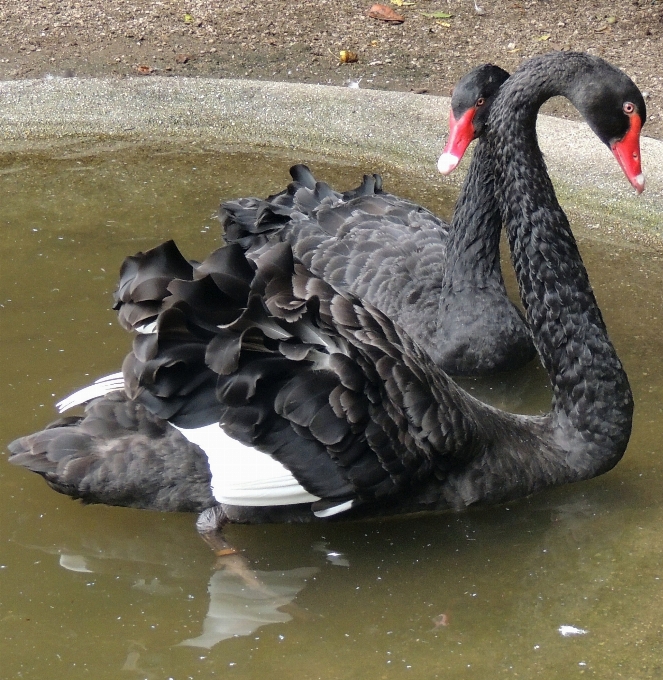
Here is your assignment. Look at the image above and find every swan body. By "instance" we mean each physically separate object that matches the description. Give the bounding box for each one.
[8,53,645,533]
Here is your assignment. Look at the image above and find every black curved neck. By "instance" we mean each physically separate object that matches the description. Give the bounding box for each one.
[441,140,504,291]
[490,52,632,460]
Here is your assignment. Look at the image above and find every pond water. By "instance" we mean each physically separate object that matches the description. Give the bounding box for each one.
[1,145,662,680]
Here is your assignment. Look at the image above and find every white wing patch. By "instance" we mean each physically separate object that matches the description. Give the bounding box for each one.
[56,372,125,413]
[135,320,158,334]
[313,500,355,518]
[172,423,321,507]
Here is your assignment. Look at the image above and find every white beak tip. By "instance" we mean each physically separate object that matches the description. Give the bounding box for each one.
[437,152,461,175]
[633,173,645,193]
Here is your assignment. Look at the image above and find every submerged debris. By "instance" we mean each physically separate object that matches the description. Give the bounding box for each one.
[558,625,588,637]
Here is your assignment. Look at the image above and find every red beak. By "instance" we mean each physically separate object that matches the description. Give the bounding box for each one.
[610,114,645,194]
[438,107,477,175]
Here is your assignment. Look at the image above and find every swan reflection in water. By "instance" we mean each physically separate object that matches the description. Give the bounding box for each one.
[178,563,319,648]
[56,550,319,647]
[23,537,349,649]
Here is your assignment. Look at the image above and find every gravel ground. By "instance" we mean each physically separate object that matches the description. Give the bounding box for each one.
[0,0,661,139]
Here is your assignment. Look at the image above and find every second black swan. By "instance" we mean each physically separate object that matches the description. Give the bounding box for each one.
[219,63,536,377]
[8,53,645,538]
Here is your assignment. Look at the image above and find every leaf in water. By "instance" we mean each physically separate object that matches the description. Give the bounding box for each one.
[436,20,451,27]
[184,13,193,23]
[391,0,415,6]
[421,11,453,18]
[431,613,449,629]
[339,50,359,64]
[368,4,406,22]
[534,34,551,41]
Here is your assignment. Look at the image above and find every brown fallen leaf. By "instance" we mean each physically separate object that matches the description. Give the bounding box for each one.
[175,53,190,64]
[431,613,449,629]
[368,4,405,23]
[411,87,428,94]
[339,50,359,63]
[134,64,154,75]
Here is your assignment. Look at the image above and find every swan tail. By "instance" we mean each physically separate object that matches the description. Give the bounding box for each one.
[8,392,216,512]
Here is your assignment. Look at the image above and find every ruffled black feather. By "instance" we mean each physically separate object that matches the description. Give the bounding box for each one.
[110,229,488,517]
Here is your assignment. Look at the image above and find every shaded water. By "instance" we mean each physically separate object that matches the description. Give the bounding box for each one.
[1,146,662,679]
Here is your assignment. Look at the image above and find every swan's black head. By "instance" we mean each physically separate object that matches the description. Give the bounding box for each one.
[570,60,646,193]
[438,63,510,175]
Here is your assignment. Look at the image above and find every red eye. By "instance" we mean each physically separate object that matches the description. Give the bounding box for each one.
[623,102,635,115]
[476,97,485,107]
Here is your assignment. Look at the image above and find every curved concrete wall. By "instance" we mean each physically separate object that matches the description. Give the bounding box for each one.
[0,77,661,239]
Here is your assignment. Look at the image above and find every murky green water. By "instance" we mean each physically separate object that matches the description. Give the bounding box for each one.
[1,145,662,680]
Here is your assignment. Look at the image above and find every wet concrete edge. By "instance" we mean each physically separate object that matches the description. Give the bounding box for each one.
[0,76,661,242]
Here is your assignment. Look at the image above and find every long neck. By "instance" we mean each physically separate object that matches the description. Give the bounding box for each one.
[441,140,505,291]
[490,53,632,469]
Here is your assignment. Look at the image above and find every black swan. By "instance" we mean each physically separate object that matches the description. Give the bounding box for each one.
[8,53,645,540]
[218,63,537,377]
